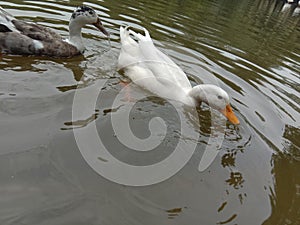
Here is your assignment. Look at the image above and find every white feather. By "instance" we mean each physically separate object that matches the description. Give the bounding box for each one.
[33,40,44,50]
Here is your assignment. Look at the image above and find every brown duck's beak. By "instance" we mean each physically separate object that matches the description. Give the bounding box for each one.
[93,18,110,36]
[221,104,240,125]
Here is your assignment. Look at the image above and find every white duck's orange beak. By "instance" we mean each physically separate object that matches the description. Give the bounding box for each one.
[221,104,240,125]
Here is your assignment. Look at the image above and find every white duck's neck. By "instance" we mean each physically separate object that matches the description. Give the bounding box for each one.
[67,20,85,52]
[165,85,210,107]
[187,85,211,105]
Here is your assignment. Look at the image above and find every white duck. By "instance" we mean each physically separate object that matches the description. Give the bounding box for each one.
[118,26,239,124]
[0,5,109,57]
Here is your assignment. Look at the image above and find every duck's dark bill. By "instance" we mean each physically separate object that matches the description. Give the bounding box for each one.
[93,18,109,36]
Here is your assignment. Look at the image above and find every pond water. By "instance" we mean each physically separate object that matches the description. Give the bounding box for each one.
[0,0,299,224]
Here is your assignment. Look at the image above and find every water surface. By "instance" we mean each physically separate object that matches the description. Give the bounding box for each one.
[0,0,299,224]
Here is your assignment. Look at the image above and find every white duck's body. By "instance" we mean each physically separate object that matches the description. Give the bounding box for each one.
[118,26,239,124]
[0,5,109,57]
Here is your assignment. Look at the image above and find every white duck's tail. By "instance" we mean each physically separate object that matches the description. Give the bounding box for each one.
[120,26,152,44]
[119,26,128,42]
[118,26,154,71]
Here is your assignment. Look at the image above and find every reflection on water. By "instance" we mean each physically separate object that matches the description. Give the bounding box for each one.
[263,125,300,225]
[0,0,299,224]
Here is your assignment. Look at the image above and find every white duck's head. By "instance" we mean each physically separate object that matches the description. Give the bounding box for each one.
[189,84,240,124]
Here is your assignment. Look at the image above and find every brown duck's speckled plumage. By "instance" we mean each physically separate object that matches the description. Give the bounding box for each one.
[0,19,80,57]
[0,5,110,57]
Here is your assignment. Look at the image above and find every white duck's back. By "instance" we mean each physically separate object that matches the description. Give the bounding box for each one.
[118,27,194,104]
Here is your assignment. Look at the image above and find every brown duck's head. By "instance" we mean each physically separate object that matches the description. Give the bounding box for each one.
[71,5,109,36]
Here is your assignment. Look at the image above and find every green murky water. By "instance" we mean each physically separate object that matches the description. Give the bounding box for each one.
[0,0,299,224]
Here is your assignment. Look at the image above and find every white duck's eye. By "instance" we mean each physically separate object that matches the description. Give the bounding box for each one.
[217,95,223,100]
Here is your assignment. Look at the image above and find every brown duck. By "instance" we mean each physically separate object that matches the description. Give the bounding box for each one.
[0,5,109,57]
